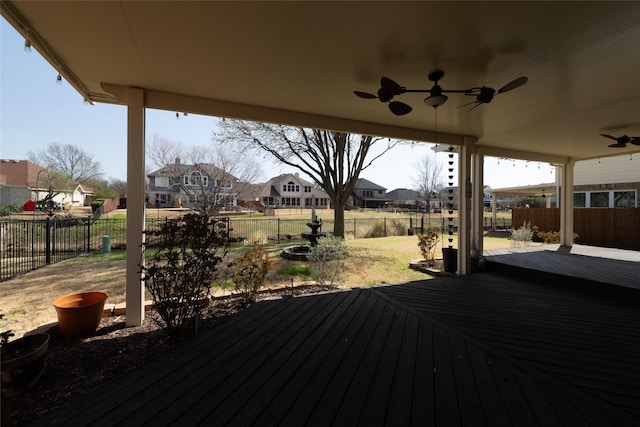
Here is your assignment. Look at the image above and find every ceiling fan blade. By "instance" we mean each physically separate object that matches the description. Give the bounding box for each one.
[608,142,627,148]
[388,101,412,116]
[629,137,640,146]
[468,102,483,112]
[381,76,403,95]
[354,91,377,99]
[457,100,478,109]
[600,133,618,140]
[498,76,528,93]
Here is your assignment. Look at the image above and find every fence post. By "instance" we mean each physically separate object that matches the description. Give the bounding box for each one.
[45,217,51,264]
[421,216,424,234]
[86,216,91,252]
[384,218,388,237]
[353,218,357,239]
[277,218,281,244]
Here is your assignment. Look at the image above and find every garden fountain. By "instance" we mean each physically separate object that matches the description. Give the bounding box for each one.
[282,209,327,260]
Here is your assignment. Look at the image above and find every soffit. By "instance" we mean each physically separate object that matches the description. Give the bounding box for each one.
[3,1,640,161]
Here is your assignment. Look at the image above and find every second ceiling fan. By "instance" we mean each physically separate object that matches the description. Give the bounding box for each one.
[354,70,528,116]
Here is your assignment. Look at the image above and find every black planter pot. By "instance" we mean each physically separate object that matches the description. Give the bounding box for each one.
[442,248,458,273]
[1,333,50,391]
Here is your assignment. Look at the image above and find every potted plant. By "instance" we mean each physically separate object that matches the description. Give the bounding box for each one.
[53,291,108,339]
[1,329,50,390]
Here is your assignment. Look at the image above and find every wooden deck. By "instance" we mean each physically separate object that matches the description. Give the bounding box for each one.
[37,246,640,426]
[483,243,640,291]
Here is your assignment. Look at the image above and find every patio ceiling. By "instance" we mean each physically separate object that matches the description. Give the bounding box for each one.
[3,1,640,162]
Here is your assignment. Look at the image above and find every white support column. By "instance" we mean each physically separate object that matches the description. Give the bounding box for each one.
[457,138,473,275]
[126,88,146,326]
[491,193,498,231]
[559,159,575,248]
[472,152,484,257]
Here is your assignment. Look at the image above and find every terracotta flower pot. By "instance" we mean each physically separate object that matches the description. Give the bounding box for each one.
[1,333,50,390]
[53,291,108,339]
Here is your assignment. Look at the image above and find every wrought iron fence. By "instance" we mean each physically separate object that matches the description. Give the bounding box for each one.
[0,214,477,282]
[0,217,91,282]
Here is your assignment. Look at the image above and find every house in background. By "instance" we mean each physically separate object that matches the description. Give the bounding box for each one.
[147,159,238,209]
[352,178,388,209]
[0,159,92,209]
[573,155,639,208]
[386,188,421,210]
[258,173,330,209]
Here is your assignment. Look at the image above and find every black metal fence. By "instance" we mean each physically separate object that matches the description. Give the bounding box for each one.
[0,217,92,282]
[1,214,509,282]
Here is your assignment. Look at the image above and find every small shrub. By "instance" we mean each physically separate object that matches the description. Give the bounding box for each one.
[0,204,20,217]
[389,219,407,236]
[532,226,579,244]
[364,220,386,238]
[231,246,274,305]
[417,229,440,266]
[140,213,229,336]
[510,222,533,246]
[247,230,268,245]
[308,236,348,287]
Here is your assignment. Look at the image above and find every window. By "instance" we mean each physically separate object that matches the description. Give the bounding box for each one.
[284,181,299,192]
[184,171,207,187]
[614,191,636,207]
[155,176,169,188]
[589,192,609,208]
[573,192,586,208]
[304,186,311,193]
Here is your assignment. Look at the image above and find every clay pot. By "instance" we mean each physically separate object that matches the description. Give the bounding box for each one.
[1,333,50,390]
[53,291,108,339]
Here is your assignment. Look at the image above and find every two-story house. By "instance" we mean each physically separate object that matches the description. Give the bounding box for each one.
[259,173,330,209]
[352,178,388,209]
[147,158,238,209]
[386,188,422,210]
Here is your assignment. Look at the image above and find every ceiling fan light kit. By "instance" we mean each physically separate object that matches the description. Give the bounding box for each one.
[354,69,528,115]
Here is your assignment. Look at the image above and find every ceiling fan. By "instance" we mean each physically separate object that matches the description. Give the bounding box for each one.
[353,70,528,115]
[601,134,640,148]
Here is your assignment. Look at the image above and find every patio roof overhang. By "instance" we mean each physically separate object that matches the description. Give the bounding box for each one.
[3,1,639,325]
[2,1,640,160]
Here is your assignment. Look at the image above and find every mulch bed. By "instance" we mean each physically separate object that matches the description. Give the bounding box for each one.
[1,285,332,426]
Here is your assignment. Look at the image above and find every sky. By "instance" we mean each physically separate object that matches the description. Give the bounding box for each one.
[0,20,554,190]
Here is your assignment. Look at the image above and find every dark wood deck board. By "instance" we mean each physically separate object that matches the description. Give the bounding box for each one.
[253,290,377,426]
[38,246,640,426]
[374,266,640,421]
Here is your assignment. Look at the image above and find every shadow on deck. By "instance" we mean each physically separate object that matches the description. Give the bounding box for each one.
[38,245,640,426]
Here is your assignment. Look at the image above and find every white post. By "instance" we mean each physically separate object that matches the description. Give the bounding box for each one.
[559,159,575,248]
[126,88,146,326]
[472,152,484,256]
[491,192,498,231]
[457,138,473,275]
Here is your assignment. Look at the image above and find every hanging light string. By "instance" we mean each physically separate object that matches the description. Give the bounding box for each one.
[4,1,96,104]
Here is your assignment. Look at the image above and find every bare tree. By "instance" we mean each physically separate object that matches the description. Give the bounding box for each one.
[413,152,444,209]
[215,119,395,237]
[107,177,127,198]
[28,142,103,183]
[147,135,263,214]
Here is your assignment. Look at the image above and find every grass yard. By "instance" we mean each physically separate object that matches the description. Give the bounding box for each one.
[0,229,517,339]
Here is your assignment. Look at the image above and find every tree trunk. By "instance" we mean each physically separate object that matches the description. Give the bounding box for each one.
[333,201,346,238]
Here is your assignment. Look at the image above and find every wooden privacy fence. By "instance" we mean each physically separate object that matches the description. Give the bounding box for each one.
[512,208,640,250]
